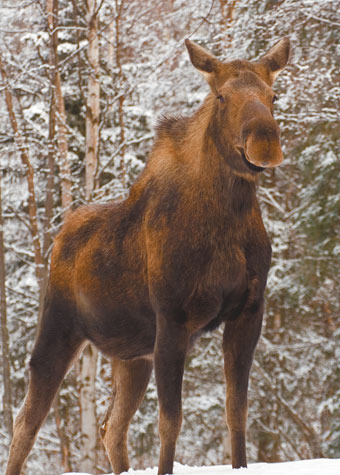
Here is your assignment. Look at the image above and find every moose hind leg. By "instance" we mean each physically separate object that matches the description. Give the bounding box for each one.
[223,309,263,469]
[5,302,85,475]
[101,356,153,474]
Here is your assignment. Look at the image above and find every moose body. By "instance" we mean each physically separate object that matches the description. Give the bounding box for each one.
[6,37,291,475]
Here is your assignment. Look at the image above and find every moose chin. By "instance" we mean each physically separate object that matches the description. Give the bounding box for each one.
[6,36,291,475]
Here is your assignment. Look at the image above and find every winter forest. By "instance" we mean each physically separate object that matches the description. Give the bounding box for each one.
[0,0,339,473]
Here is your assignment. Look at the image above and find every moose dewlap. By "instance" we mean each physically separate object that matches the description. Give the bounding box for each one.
[6,37,291,475]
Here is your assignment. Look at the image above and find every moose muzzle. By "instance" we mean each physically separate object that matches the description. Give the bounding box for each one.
[241,103,283,169]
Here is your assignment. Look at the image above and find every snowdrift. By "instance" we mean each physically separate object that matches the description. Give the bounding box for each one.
[62,458,340,475]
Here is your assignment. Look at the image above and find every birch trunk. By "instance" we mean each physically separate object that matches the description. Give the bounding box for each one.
[85,0,100,200]
[40,0,57,316]
[45,1,73,471]
[79,0,100,471]
[0,172,13,438]
[44,0,57,263]
[114,0,127,191]
[79,343,98,472]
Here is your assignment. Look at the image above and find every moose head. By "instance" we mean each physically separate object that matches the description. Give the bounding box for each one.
[185,37,291,175]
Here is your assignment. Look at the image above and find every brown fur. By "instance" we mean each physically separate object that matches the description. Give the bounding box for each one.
[6,37,291,475]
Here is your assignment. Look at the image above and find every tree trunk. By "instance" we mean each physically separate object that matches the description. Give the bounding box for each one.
[114,0,127,191]
[53,397,72,473]
[85,0,100,199]
[44,2,73,471]
[38,76,56,314]
[79,343,99,472]
[49,0,73,219]
[78,1,101,471]
[0,172,13,438]
[40,0,58,317]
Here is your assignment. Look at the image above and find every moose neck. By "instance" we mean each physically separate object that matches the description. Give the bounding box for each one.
[183,98,258,217]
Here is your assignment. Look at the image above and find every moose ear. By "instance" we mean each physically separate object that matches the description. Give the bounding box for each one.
[259,37,291,84]
[185,39,222,94]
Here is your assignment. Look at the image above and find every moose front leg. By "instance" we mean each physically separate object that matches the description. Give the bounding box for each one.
[223,309,263,468]
[154,315,190,475]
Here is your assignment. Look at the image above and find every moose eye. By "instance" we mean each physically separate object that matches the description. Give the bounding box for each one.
[272,94,278,104]
[216,94,225,104]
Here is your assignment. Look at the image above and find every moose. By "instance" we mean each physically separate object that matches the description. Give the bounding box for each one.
[6,37,291,475]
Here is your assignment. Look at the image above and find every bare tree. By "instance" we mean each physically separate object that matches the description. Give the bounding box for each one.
[44,1,73,470]
[114,0,127,191]
[85,0,100,200]
[48,0,73,219]
[0,172,13,439]
[79,0,101,471]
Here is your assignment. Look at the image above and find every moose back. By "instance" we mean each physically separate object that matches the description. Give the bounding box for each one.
[6,37,291,475]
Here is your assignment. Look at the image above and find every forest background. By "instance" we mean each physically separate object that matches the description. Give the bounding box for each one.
[0,0,339,474]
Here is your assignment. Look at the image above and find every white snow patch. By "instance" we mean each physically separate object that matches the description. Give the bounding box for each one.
[62,459,340,475]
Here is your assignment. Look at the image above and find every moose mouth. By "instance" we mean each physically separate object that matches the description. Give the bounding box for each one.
[240,149,265,173]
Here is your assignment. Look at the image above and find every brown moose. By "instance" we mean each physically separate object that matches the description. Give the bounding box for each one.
[6,37,291,475]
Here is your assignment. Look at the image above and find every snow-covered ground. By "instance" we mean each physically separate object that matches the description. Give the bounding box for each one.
[62,459,340,475]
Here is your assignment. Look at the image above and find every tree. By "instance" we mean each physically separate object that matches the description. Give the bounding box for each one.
[49,0,73,219]
[0,172,13,439]
[77,2,101,471]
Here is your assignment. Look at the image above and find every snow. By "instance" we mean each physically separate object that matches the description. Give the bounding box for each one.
[62,459,340,475]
